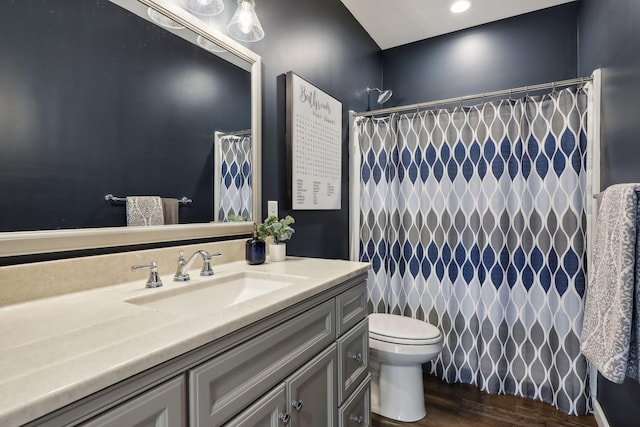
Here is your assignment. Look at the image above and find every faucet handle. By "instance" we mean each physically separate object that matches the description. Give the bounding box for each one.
[174,250,190,282]
[201,252,222,277]
[175,250,187,272]
[132,261,163,288]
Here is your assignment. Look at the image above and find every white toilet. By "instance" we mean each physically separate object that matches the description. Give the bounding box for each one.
[369,313,443,422]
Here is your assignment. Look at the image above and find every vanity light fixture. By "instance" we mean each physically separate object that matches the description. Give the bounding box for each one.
[450,0,473,14]
[179,0,224,16]
[147,7,185,29]
[227,0,265,42]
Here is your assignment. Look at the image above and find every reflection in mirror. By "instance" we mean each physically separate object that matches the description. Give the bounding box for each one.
[0,0,252,233]
[213,130,252,222]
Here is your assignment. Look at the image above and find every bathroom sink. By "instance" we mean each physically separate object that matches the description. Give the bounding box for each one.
[124,271,300,316]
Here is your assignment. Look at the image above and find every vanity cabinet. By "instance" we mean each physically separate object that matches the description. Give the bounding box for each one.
[224,384,288,427]
[337,319,369,404]
[189,300,335,426]
[27,273,368,427]
[338,378,371,427]
[227,345,338,427]
[285,344,337,426]
[81,376,186,427]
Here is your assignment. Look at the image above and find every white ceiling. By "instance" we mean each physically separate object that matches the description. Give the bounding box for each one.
[339,0,576,50]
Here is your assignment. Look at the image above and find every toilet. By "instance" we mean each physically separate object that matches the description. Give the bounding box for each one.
[369,313,443,422]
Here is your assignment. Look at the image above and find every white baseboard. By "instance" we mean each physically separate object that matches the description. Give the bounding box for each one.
[593,399,610,427]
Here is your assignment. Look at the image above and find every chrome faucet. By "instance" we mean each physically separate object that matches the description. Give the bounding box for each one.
[174,250,222,282]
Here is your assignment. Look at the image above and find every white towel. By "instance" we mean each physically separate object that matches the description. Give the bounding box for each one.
[581,184,640,383]
[126,196,164,226]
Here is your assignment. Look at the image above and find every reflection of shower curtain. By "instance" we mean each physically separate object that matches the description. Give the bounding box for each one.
[217,135,252,221]
[356,87,591,415]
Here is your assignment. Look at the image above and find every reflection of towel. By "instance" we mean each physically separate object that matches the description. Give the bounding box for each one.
[126,196,164,226]
[581,184,640,383]
[162,198,179,225]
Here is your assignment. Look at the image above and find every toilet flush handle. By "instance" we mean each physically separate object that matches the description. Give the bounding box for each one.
[347,351,363,363]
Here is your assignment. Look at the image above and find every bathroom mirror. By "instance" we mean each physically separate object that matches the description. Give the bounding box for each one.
[0,0,262,257]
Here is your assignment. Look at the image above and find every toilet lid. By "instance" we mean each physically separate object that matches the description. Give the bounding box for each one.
[369,313,442,345]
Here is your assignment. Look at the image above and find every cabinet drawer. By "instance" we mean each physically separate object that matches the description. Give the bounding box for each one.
[337,319,369,404]
[224,383,287,427]
[338,376,371,427]
[336,283,367,337]
[82,376,186,427]
[189,299,335,427]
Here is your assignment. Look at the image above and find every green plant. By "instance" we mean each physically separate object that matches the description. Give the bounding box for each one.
[227,214,248,222]
[258,215,295,244]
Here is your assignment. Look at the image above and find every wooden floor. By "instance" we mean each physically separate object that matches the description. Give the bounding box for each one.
[371,374,598,427]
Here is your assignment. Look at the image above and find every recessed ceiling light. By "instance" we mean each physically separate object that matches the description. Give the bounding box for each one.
[450,0,472,14]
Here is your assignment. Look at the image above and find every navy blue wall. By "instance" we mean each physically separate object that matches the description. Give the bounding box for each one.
[578,1,640,425]
[0,0,381,263]
[381,3,578,107]
[0,0,250,231]
[249,0,382,260]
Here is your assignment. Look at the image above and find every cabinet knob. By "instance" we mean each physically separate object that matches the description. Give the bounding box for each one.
[349,414,364,424]
[347,352,363,363]
[279,413,291,424]
[349,414,365,424]
[291,400,304,411]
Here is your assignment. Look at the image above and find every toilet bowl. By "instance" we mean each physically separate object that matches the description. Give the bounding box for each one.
[369,313,443,422]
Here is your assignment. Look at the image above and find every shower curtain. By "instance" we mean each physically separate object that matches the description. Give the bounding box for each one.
[217,134,253,221]
[356,87,591,415]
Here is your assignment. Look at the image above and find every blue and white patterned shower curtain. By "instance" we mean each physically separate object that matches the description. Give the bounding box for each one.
[357,88,591,415]
[218,135,252,221]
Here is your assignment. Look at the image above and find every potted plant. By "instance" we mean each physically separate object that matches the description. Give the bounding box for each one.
[258,215,295,262]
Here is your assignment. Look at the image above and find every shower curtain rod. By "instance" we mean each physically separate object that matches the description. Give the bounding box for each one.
[353,76,593,117]
[218,129,252,137]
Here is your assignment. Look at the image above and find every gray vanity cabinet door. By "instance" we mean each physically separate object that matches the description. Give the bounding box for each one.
[338,376,371,427]
[81,376,185,427]
[336,283,367,337]
[286,344,337,427]
[337,319,369,404]
[190,300,335,426]
[224,384,288,427]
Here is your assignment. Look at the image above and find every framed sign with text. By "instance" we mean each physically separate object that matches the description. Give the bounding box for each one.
[286,72,342,210]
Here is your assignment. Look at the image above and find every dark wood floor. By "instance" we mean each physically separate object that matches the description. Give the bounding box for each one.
[371,374,598,427]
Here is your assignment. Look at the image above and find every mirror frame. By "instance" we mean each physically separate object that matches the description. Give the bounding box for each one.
[0,0,262,257]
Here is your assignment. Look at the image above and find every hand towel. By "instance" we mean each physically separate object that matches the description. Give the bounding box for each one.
[581,184,640,383]
[162,198,179,225]
[126,196,164,226]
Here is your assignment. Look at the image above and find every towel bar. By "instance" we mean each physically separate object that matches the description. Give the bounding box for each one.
[105,194,192,205]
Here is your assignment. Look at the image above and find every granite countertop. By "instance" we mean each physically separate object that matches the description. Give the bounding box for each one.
[0,257,369,427]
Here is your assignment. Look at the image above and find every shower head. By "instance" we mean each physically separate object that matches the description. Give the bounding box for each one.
[367,87,393,104]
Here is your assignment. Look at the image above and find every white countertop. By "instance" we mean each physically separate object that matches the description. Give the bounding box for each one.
[0,257,369,426]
